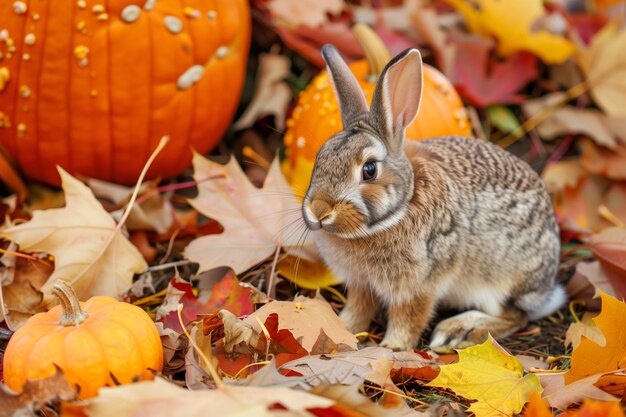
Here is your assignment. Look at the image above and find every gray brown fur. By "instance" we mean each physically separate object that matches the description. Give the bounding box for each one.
[303,45,564,352]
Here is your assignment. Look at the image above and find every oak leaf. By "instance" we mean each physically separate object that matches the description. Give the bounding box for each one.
[184,153,317,275]
[426,335,542,417]
[565,292,626,392]
[446,0,574,63]
[0,168,148,305]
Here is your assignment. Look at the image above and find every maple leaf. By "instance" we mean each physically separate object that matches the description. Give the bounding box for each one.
[0,169,148,304]
[580,139,626,181]
[156,272,261,332]
[589,229,626,300]
[184,152,317,275]
[446,0,575,64]
[426,335,542,417]
[450,32,538,107]
[522,393,551,417]
[244,295,358,352]
[565,292,626,390]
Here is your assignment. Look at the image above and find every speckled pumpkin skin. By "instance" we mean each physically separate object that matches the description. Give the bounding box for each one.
[3,296,163,399]
[0,0,249,185]
[282,60,472,193]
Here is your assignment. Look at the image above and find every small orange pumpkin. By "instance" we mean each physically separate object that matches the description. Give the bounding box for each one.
[3,281,163,399]
[0,0,250,185]
[282,24,472,194]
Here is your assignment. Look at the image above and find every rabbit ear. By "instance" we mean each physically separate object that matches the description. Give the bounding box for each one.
[322,44,369,128]
[369,48,423,156]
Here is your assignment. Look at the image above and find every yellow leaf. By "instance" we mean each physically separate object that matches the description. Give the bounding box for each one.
[565,292,626,385]
[0,168,147,305]
[446,0,574,64]
[427,335,542,417]
[277,256,341,289]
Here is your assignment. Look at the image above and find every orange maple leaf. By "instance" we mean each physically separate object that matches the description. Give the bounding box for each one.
[565,292,626,396]
[560,400,626,417]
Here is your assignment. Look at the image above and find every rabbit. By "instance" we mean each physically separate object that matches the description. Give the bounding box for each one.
[301,44,565,353]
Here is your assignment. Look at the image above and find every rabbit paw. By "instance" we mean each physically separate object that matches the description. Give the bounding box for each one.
[429,311,491,353]
[379,338,413,352]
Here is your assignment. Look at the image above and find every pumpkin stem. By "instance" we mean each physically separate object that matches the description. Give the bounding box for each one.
[352,23,392,82]
[52,281,89,326]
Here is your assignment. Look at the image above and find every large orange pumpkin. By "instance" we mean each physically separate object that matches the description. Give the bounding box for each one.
[282,25,472,194]
[3,281,163,399]
[0,0,249,185]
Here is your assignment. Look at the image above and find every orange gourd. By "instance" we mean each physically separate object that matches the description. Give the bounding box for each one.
[0,0,249,185]
[3,281,163,399]
[282,25,472,194]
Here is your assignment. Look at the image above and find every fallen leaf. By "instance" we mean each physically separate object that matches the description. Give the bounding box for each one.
[87,377,335,417]
[580,138,626,180]
[0,367,76,417]
[565,292,626,392]
[578,23,626,117]
[559,398,625,417]
[522,93,626,148]
[280,346,437,386]
[565,313,605,350]
[427,335,543,417]
[0,246,53,330]
[244,295,358,352]
[184,325,221,390]
[277,256,341,290]
[0,169,148,305]
[567,261,614,310]
[521,392,551,417]
[446,0,575,63]
[87,178,173,234]
[450,32,538,107]
[487,105,521,135]
[157,272,259,332]
[233,52,293,131]
[540,372,619,410]
[184,153,317,275]
[589,229,626,303]
[267,0,345,28]
[156,323,187,376]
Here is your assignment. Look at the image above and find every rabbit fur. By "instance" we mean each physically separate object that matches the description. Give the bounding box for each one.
[301,44,564,352]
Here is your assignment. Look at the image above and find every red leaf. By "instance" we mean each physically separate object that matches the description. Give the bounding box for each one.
[451,31,538,107]
[160,272,256,332]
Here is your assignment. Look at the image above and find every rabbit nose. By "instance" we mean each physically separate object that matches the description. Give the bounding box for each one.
[305,199,333,230]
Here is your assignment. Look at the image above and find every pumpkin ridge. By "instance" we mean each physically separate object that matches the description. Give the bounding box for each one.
[76,325,109,398]
[87,314,146,383]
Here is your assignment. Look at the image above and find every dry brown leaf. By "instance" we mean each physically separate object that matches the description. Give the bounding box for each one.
[244,295,357,352]
[87,377,335,417]
[578,24,626,117]
[184,326,221,390]
[567,261,614,311]
[0,169,148,305]
[523,92,626,148]
[184,153,317,275]
[0,367,76,417]
[280,346,436,386]
[580,138,626,180]
[220,309,261,353]
[565,313,605,350]
[156,323,187,376]
[268,0,345,28]
[539,372,619,410]
[233,52,292,131]
[542,159,587,193]
[0,245,53,330]
[87,178,173,234]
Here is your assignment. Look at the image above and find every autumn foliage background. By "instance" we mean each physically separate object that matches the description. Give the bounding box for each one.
[1,0,626,416]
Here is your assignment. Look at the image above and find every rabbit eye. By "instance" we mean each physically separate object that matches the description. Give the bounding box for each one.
[361,161,377,181]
